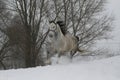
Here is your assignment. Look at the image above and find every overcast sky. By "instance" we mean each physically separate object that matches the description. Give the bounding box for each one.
[108,0,120,35]
[96,0,120,53]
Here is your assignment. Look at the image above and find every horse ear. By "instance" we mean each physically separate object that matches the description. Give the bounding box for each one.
[56,21,65,27]
[49,21,54,23]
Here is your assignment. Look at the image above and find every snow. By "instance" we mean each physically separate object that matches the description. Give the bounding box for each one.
[0,55,120,80]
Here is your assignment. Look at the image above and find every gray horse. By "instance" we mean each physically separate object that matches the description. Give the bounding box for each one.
[49,21,84,58]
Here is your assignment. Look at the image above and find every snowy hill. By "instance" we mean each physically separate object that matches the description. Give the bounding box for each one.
[0,56,120,80]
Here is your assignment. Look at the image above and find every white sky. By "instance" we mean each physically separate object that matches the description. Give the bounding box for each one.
[95,0,120,53]
[107,0,120,36]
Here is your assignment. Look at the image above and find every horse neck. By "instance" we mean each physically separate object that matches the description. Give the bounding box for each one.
[56,24,65,38]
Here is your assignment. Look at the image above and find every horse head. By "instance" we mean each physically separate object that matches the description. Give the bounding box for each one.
[49,20,66,36]
[49,21,57,31]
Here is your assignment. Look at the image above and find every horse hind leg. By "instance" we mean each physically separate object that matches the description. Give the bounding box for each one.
[70,51,77,59]
[58,52,63,57]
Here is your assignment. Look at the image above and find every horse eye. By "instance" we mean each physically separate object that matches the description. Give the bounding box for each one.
[52,26,56,29]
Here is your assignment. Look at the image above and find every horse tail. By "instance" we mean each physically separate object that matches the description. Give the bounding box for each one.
[77,47,84,53]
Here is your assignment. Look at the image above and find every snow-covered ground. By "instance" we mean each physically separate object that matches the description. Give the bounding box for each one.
[0,55,120,80]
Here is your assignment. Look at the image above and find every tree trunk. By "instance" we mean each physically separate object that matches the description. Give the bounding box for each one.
[24,42,36,68]
[0,60,6,70]
[24,26,36,68]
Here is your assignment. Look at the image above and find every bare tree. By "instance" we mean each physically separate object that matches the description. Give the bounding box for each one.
[8,0,51,67]
[0,0,51,68]
[0,0,9,70]
[45,0,113,56]
[0,38,9,70]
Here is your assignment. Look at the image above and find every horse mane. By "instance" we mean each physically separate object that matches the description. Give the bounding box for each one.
[56,21,67,35]
[75,36,79,41]
[49,21,55,24]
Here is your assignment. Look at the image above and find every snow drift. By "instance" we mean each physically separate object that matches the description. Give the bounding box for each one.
[0,55,120,80]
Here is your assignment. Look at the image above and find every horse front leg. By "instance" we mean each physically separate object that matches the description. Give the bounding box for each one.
[45,51,52,65]
[70,51,77,59]
[56,52,64,64]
